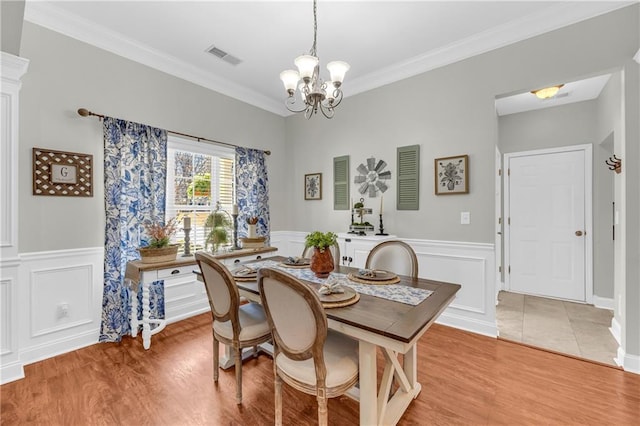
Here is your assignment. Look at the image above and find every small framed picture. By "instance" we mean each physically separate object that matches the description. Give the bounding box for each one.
[435,155,469,195]
[304,173,322,200]
[33,148,93,197]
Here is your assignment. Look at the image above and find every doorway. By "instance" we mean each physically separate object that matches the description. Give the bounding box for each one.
[504,145,592,302]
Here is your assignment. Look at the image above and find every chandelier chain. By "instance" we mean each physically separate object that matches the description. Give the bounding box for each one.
[311,0,318,57]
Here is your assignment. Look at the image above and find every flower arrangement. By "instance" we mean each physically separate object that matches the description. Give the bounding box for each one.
[143,217,178,248]
[305,231,337,251]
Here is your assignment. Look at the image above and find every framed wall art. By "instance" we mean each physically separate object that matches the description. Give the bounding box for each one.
[33,148,93,197]
[304,173,322,200]
[435,154,468,195]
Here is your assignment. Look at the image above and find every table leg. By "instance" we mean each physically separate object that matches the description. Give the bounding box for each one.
[359,340,378,425]
[142,281,151,350]
[130,283,139,338]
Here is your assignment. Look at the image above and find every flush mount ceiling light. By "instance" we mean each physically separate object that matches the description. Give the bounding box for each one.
[531,84,564,99]
[279,0,350,119]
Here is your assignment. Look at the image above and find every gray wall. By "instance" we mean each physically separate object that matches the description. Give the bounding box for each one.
[1,0,24,56]
[18,22,287,252]
[498,99,615,299]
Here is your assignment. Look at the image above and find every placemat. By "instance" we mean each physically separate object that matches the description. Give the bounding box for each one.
[347,273,401,285]
[278,262,310,269]
[322,292,360,309]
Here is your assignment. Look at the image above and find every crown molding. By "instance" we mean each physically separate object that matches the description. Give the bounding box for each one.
[23,2,287,116]
[24,1,633,117]
[346,2,634,97]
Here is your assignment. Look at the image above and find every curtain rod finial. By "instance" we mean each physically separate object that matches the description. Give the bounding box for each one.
[77,108,91,117]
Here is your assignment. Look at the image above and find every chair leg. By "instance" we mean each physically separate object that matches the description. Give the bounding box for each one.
[235,346,243,404]
[317,393,328,426]
[213,334,219,382]
[274,373,283,426]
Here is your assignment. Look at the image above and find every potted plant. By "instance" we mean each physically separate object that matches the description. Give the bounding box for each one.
[138,218,179,263]
[305,231,338,278]
[205,210,231,252]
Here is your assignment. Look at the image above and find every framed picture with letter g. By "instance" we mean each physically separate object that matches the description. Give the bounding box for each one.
[304,173,322,200]
[435,155,468,195]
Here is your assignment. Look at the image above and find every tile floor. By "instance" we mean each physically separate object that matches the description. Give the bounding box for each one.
[496,291,619,367]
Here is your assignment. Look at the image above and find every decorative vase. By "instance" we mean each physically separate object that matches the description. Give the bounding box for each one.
[310,247,334,278]
[138,244,179,264]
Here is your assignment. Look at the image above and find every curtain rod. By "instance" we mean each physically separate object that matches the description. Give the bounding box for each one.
[77,108,271,155]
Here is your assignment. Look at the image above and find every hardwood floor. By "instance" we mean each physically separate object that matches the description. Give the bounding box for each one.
[2,313,639,425]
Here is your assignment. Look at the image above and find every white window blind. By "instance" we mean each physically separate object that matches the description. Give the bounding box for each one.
[166,136,235,252]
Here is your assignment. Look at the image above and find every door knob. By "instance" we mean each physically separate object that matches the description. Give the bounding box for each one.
[575,230,583,236]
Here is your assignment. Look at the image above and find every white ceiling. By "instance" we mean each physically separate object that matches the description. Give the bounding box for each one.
[24,1,633,116]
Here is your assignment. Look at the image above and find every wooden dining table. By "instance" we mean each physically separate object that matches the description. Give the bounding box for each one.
[210,255,461,426]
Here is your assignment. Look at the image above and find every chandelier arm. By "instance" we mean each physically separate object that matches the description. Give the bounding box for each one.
[284,96,309,114]
[319,102,335,119]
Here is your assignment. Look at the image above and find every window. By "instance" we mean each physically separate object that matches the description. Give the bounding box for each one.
[166,136,235,252]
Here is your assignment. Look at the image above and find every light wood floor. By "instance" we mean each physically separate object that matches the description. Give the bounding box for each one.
[2,313,638,425]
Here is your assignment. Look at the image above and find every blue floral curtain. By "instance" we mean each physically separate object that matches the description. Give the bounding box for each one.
[235,147,270,244]
[100,117,167,342]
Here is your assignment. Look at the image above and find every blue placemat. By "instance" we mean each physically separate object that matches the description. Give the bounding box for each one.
[247,260,432,306]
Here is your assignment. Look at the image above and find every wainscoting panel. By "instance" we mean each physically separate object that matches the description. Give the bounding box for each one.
[408,239,497,337]
[0,261,23,384]
[19,248,103,366]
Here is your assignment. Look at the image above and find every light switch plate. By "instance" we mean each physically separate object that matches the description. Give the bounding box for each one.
[461,211,470,225]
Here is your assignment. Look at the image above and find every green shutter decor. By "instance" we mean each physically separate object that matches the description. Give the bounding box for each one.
[397,145,420,210]
[333,155,350,210]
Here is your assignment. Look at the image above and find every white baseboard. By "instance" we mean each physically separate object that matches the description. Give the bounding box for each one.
[19,328,99,366]
[610,317,621,346]
[0,361,25,385]
[622,351,640,374]
[592,295,614,310]
[437,311,498,338]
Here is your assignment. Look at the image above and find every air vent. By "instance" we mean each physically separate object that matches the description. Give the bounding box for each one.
[206,45,242,66]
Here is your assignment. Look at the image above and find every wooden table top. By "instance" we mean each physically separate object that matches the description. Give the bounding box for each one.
[236,256,461,345]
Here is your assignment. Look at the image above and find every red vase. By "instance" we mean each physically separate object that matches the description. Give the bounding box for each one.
[310,247,334,278]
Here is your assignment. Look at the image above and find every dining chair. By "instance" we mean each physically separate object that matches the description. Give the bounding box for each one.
[258,267,359,426]
[302,241,341,270]
[195,252,272,405]
[365,240,419,279]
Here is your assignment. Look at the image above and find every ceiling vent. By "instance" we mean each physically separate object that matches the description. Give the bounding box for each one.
[206,45,242,66]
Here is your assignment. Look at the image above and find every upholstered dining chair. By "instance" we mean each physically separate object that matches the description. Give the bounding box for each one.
[195,252,272,405]
[258,267,359,426]
[365,240,419,279]
[302,242,341,271]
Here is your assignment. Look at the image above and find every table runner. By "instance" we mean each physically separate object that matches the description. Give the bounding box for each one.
[244,260,433,306]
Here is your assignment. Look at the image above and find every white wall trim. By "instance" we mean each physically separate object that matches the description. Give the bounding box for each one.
[18,329,98,366]
[622,352,640,374]
[0,361,24,384]
[593,295,614,310]
[610,316,622,346]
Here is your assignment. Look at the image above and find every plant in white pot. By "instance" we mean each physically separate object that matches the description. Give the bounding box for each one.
[138,218,179,263]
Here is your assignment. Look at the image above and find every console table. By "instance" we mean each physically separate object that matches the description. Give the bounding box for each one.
[125,246,277,349]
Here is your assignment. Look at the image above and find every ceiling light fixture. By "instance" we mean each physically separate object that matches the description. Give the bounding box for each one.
[280,0,350,119]
[531,84,564,100]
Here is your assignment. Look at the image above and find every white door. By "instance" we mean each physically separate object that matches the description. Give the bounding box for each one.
[506,147,589,302]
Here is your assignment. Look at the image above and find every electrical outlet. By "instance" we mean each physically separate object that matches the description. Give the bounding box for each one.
[461,211,470,225]
[58,303,70,318]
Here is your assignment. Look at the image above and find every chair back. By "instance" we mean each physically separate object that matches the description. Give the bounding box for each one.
[195,252,240,330]
[365,240,419,278]
[302,242,341,270]
[258,268,327,367]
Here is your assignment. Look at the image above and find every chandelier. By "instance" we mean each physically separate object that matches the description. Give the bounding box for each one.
[279,0,350,119]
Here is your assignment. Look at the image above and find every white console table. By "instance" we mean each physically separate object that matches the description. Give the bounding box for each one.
[125,247,277,349]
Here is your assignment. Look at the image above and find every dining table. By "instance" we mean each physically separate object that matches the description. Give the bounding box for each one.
[200,255,460,426]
